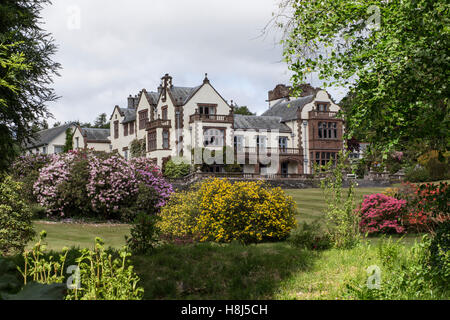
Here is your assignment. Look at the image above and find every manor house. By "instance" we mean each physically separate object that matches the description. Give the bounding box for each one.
[109,73,344,175]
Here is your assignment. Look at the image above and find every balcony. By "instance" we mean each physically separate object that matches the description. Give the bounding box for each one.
[189,114,234,123]
[146,119,171,130]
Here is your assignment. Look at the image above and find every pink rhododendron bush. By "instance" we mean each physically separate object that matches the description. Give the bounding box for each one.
[357,193,407,235]
[32,150,173,221]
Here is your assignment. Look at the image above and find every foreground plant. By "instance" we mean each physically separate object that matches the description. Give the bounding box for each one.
[317,151,360,249]
[66,238,144,300]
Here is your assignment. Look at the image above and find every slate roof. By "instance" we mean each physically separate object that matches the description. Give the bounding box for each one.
[81,128,110,142]
[261,95,315,121]
[120,108,136,124]
[143,91,160,105]
[233,114,292,133]
[24,123,75,149]
[170,86,201,105]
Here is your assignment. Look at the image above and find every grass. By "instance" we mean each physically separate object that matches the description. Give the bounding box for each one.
[31,221,130,251]
[285,187,386,224]
[24,186,432,300]
[31,186,387,251]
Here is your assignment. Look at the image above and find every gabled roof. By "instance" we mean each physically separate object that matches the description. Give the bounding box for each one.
[25,123,75,149]
[261,95,315,122]
[233,114,292,133]
[169,86,202,106]
[80,128,110,142]
[119,108,136,124]
[142,89,160,106]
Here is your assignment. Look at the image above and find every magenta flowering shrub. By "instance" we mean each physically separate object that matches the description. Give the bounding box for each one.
[33,152,77,216]
[32,151,173,220]
[87,155,139,214]
[358,193,407,235]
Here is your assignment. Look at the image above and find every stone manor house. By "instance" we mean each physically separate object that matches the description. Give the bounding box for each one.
[108,73,344,176]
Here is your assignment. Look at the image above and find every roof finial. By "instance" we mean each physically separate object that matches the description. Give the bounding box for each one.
[203,73,210,84]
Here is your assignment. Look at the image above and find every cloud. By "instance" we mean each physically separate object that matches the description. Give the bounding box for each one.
[41,0,345,125]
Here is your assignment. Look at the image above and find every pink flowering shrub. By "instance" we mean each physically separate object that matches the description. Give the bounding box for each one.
[33,152,77,216]
[32,151,173,220]
[357,193,407,235]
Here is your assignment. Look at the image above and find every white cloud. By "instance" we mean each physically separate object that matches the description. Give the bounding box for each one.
[41,0,345,125]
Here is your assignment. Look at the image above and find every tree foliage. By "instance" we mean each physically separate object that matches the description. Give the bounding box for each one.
[233,105,255,116]
[0,0,60,172]
[278,0,449,156]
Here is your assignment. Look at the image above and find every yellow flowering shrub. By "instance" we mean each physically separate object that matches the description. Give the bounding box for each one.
[383,187,399,198]
[194,178,297,244]
[157,190,200,240]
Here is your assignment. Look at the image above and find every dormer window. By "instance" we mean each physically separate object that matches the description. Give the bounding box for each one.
[317,103,328,111]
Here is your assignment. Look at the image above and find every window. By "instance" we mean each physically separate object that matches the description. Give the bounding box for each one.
[314,152,336,167]
[148,131,156,151]
[317,103,328,112]
[234,135,244,152]
[318,122,337,139]
[279,137,288,152]
[124,150,128,160]
[54,145,63,154]
[204,128,224,147]
[124,123,128,136]
[199,105,216,115]
[256,136,267,150]
[114,121,119,139]
[42,146,47,154]
[162,130,170,149]
[162,106,168,120]
[139,110,148,130]
[129,122,134,135]
[75,137,79,149]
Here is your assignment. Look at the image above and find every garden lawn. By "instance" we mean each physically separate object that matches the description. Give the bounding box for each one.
[285,187,386,224]
[31,221,130,251]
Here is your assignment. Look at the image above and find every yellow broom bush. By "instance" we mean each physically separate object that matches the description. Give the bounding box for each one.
[158,178,297,244]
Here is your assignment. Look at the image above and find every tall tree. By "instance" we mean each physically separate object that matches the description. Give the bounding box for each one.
[93,113,110,129]
[0,0,60,171]
[277,0,449,157]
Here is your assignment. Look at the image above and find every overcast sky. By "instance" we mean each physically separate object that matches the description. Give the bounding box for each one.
[41,0,347,126]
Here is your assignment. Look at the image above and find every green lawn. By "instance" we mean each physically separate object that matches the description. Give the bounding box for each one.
[285,187,386,223]
[31,221,130,251]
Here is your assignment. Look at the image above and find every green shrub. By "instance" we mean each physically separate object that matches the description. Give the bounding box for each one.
[0,176,35,255]
[10,154,52,203]
[288,221,331,250]
[163,159,190,178]
[428,221,450,285]
[404,165,430,182]
[125,212,160,255]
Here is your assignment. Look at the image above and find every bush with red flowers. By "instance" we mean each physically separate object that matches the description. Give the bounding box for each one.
[358,193,407,235]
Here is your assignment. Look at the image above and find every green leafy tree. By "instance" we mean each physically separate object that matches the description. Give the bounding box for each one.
[93,113,110,129]
[63,128,73,153]
[278,0,449,157]
[0,0,61,172]
[233,105,255,116]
